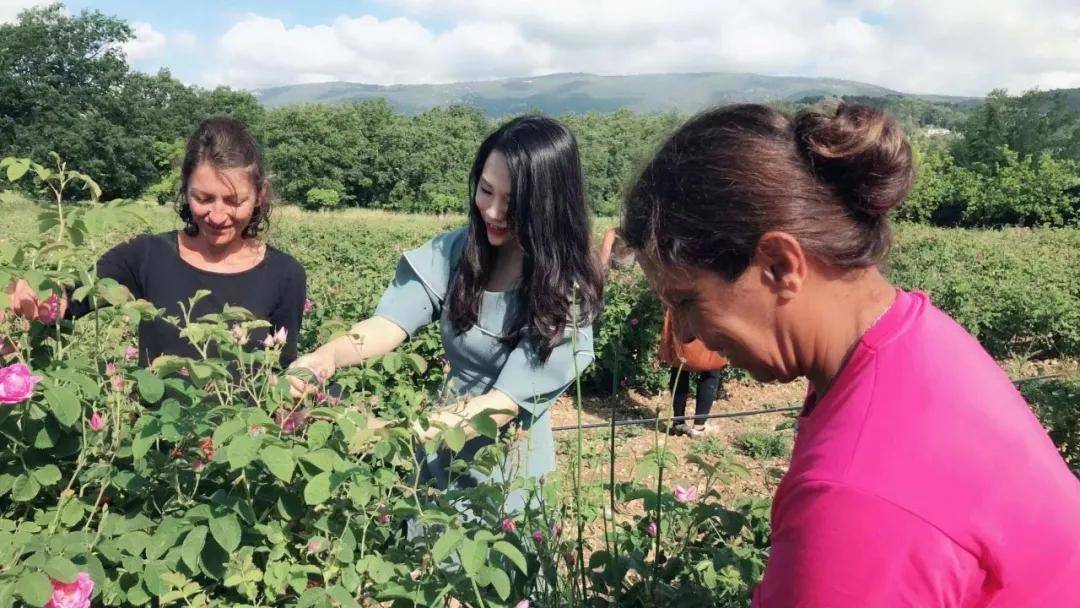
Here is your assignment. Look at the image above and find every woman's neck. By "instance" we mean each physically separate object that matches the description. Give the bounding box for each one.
[805,267,897,397]
[487,242,524,292]
[178,231,263,271]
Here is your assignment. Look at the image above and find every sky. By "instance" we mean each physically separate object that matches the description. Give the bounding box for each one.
[2,0,1079,96]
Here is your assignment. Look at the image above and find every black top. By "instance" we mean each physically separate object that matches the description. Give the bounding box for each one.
[70,231,306,366]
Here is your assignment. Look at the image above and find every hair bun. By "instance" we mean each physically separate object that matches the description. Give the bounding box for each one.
[794,103,914,217]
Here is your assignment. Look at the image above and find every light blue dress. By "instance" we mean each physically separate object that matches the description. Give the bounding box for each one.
[374,228,594,512]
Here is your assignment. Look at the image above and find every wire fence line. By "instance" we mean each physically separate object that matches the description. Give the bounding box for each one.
[551,372,1069,433]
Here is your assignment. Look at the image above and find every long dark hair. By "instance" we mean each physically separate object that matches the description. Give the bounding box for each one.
[177,116,272,239]
[448,116,603,361]
[621,102,914,280]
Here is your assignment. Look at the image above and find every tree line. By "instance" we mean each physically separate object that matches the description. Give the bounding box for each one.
[2,4,1078,226]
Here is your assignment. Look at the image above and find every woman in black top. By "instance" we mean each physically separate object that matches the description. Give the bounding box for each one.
[7,117,306,365]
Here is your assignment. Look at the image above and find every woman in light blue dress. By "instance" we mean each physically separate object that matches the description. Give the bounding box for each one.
[289,116,603,513]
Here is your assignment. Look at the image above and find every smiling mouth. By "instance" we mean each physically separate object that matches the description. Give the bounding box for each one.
[485,221,509,236]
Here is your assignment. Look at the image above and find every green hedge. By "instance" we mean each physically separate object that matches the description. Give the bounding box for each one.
[1,200,1077,391]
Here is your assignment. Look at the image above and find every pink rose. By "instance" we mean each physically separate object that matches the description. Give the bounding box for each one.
[307,539,321,553]
[263,327,287,348]
[38,292,62,324]
[89,411,104,432]
[646,521,658,537]
[500,518,516,534]
[109,374,124,392]
[44,571,93,608]
[303,298,314,313]
[192,459,205,473]
[230,324,248,344]
[0,363,42,404]
[105,362,117,376]
[376,513,390,525]
[673,485,698,504]
[532,529,544,543]
[551,522,563,538]
[276,409,309,434]
[124,346,138,361]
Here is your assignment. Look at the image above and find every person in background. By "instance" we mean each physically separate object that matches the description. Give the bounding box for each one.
[7,117,307,366]
[657,308,728,437]
[620,101,1080,606]
[600,227,729,437]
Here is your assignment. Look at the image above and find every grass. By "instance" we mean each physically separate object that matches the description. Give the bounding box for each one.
[734,429,791,460]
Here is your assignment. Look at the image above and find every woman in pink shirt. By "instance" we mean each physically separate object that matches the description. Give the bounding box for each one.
[619,102,1080,607]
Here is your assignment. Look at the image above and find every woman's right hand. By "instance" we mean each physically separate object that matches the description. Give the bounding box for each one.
[287,350,337,400]
[5,279,66,323]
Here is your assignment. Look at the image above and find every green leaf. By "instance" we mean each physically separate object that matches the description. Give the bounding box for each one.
[457,538,484,577]
[132,419,161,461]
[11,474,40,502]
[182,526,208,571]
[6,160,29,182]
[259,445,295,483]
[301,449,336,472]
[381,353,401,374]
[44,385,80,428]
[132,369,164,404]
[492,540,528,574]
[304,472,333,505]
[43,556,78,583]
[209,513,242,553]
[228,434,260,469]
[327,585,360,608]
[306,421,332,448]
[431,527,462,563]
[212,417,246,446]
[442,426,466,453]
[60,499,84,527]
[470,413,499,440]
[487,566,510,600]
[15,571,51,606]
[31,464,62,487]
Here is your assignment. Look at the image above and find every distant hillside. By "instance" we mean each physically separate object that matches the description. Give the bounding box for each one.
[254,71,978,116]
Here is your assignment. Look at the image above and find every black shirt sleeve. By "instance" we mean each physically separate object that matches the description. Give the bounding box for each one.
[269,256,306,366]
[67,236,145,319]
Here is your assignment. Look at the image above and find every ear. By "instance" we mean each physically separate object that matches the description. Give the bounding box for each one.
[754,232,807,300]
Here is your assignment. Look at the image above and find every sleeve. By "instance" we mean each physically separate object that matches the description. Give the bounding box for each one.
[751,481,983,608]
[373,228,467,337]
[66,237,145,319]
[492,324,595,417]
[272,261,307,367]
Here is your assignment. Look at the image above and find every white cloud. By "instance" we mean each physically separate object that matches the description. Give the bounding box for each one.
[197,0,1080,96]
[122,21,168,64]
[0,0,50,24]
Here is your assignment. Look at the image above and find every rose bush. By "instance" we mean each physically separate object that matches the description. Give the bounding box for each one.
[0,157,770,607]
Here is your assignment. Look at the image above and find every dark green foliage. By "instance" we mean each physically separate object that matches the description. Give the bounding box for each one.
[0,5,262,200]
[1023,376,1080,475]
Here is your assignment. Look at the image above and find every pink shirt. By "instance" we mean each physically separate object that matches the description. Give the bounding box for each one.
[752,290,1080,607]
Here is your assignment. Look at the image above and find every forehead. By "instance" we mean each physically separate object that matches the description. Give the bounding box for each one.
[479,150,510,190]
[189,164,255,195]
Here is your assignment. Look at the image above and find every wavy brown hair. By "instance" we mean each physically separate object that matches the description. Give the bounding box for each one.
[620,102,914,279]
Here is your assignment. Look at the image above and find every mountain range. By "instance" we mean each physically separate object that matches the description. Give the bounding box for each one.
[254,71,982,116]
